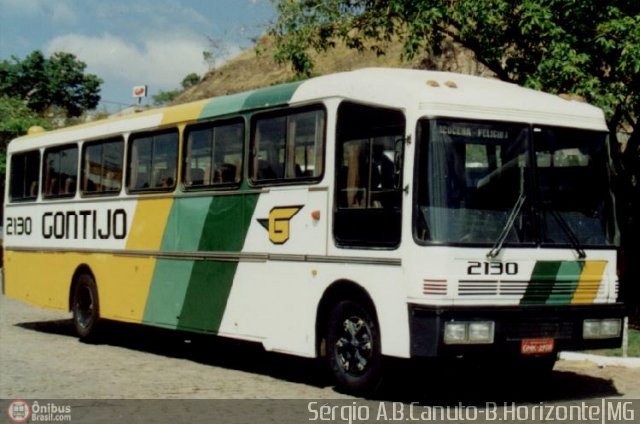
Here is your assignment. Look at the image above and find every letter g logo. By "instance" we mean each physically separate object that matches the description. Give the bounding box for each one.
[258,205,303,244]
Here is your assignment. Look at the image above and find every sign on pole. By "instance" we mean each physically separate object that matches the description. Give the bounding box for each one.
[132,85,147,105]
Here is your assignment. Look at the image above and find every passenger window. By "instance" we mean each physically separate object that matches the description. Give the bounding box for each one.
[43,145,78,198]
[334,102,405,247]
[250,107,325,184]
[128,129,178,192]
[9,150,40,202]
[184,120,244,189]
[81,137,124,195]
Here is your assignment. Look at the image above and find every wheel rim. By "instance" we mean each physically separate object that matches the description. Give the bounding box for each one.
[75,285,94,329]
[334,315,373,376]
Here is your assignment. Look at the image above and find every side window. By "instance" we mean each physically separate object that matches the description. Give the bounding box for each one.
[43,145,78,198]
[9,150,40,202]
[184,120,244,189]
[128,129,178,192]
[334,102,405,247]
[250,107,325,184]
[82,137,124,195]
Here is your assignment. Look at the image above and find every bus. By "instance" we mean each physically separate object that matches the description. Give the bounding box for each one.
[3,68,624,392]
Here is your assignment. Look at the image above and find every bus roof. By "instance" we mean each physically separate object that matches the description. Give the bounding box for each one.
[289,68,606,130]
[9,68,606,152]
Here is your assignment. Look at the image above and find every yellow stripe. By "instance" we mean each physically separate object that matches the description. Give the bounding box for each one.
[97,197,173,322]
[571,260,607,304]
[4,250,71,312]
[126,198,173,250]
[159,99,208,126]
[3,251,157,323]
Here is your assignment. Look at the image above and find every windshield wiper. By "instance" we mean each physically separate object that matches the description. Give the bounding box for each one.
[487,192,526,259]
[549,209,586,259]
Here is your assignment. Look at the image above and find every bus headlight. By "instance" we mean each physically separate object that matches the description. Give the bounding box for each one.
[583,319,622,339]
[469,322,495,343]
[444,322,467,344]
[444,321,494,344]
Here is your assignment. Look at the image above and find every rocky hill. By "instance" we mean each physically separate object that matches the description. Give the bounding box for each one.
[174,36,494,104]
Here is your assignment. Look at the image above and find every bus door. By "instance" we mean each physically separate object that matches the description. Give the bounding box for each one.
[333,102,406,249]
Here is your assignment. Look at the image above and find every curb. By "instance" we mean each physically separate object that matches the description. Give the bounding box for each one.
[559,351,640,368]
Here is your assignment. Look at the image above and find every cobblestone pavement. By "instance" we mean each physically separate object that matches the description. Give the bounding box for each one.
[2,294,639,403]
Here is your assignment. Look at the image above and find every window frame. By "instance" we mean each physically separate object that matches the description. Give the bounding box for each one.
[248,104,326,187]
[80,136,125,197]
[42,144,79,200]
[9,150,41,203]
[126,128,179,194]
[182,117,245,191]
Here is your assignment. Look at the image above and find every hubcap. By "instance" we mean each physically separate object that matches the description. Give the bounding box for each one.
[335,316,373,375]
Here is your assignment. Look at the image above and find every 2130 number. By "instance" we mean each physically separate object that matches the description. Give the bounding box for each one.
[467,261,519,276]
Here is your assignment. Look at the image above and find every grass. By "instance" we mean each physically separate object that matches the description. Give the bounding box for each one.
[587,328,640,357]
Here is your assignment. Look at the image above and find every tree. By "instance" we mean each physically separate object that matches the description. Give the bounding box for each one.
[271,1,637,130]
[270,0,640,313]
[0,51,102,117]
[181,73,201,90]
[152,73,201,106]
[203,36,231,70]
[0,96,51,174]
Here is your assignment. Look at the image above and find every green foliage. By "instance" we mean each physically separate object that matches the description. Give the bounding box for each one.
[153,73,202,106]
[181,73,201,90]
[0,95,51,175]
[0,51,102,117]
[152,89,182,106]
[270,1,639,130]
[589,329,640,357]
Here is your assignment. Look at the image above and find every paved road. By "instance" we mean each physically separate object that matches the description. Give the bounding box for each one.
[1,293,639,422]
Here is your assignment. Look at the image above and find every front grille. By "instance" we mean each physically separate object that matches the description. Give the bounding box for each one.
[504,321,574,341]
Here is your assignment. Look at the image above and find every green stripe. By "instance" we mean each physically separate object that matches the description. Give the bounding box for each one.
[160,197,212,251]
[200,80,303,120]
[197,195,259,252]
[143,259,195,327]
[143,197,211,326]
[200,92,251,119]
[177,261,238,331]
[241,81,303,110]
[520,261,562,304]
[177,194,259,330]
[546,261,583,304]
[520,261,586,305]
[143,194,259,331]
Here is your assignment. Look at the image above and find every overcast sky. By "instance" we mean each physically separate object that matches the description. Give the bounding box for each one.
[0,0,276,112]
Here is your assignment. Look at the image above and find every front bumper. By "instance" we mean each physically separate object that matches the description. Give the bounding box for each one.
[409,303,626,357]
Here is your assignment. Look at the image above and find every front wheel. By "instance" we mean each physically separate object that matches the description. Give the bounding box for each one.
[72,273,100,340]
[326,299,383,393]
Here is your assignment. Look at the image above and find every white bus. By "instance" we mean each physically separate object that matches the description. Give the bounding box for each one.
[3,68,624,392]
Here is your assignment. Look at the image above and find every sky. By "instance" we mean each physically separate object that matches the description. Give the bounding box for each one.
[0,0,276,112]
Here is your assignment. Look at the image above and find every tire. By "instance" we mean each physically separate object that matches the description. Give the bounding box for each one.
[326,299,383,393]
[72,273,101,340]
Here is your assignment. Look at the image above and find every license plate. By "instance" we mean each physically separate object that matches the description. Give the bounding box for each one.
[521,338,554,355]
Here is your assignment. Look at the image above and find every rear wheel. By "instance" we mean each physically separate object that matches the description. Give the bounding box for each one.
[72,273,100,340]
[326,299,383,393]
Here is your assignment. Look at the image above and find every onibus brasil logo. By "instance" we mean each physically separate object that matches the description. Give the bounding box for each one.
[257,205,303,244]
[7,400,30,423]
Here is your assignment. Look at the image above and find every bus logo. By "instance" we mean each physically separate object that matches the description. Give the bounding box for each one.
[7,400,30,423]
[258,205,303,244]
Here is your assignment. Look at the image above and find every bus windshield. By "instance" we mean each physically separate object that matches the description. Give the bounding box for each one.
[534,126,618,247]
[415,119,618,248]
